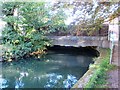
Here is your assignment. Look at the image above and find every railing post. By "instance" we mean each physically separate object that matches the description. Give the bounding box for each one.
[110,40,114,64]
[109,31,115,64]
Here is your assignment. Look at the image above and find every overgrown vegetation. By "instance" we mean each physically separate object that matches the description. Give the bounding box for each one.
[85,49,115,88]
[1,2,67,61]
[1,1,119,61]
[52,1,119,36]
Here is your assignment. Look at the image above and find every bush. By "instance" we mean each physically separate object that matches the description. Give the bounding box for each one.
[2,2,67,61]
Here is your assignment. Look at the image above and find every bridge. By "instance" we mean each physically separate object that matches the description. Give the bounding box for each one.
[48,36,110,48]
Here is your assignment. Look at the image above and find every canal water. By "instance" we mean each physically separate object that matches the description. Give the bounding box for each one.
[1,46,97,89]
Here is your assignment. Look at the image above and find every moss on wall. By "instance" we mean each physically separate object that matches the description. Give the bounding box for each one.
[72,48,112,88]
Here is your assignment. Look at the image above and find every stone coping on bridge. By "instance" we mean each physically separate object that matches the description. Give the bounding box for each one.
[47,36,108,41]
[48,36,109,48]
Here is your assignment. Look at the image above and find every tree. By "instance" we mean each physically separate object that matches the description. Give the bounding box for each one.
[1,2,67,61]
[1,1,119,61]
[52,1,119,35]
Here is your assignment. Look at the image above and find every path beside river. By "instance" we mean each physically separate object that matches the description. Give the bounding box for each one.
[107,42,120,89]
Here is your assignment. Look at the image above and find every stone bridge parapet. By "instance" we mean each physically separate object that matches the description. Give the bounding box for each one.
[47,36,110,48]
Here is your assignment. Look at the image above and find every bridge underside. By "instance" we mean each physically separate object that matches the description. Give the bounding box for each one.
[48,36,110,48]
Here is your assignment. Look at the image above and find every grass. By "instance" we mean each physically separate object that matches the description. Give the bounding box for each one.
[84,48,115,89]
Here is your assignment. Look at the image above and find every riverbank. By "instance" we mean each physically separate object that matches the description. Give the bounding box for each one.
[72,42,120,89]
[72,48,111,88]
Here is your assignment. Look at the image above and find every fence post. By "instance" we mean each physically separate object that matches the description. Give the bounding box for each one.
[109,31,115,64]
[110,40,114,64]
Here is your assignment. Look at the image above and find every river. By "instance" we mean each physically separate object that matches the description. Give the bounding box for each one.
[1,46,97,89]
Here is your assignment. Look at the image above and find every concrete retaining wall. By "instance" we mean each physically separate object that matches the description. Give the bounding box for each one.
[72,48,109,88]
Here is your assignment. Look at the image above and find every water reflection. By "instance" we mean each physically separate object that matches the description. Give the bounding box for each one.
[15,77,24,89]
[44,73,63,88]
[15,72,28,89]
[44,73,77,88]
[2,49,95,88]
[63,74,77,88]
[0,75,9,89]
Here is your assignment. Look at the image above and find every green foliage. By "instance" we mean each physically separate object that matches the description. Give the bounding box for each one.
[85,49,111,88]
[2,2,67,61]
